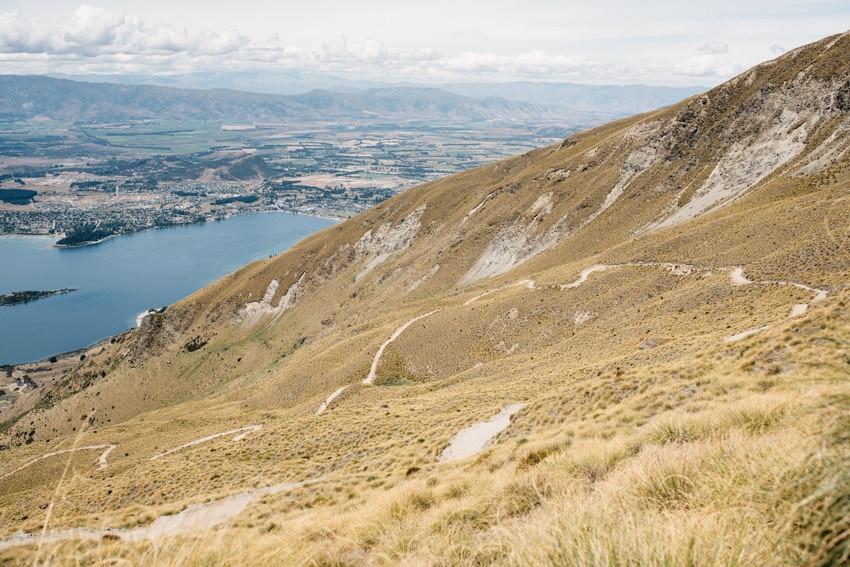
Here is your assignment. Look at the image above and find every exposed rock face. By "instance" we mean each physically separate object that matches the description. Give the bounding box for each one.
[236,273,306,327]
[646,73,850,232]
[409,264,441,292]
[459,35,850,284]
[354,205,426,281]
[460,192,561,286]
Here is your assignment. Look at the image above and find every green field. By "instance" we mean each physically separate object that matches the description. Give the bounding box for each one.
[81,122,260,154]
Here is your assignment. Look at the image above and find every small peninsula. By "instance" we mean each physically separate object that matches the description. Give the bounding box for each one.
[0,288,77,306]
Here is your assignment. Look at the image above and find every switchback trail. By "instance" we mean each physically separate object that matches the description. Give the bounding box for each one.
[0,479,317,550]
[0,444,116,481]
[363,310,443,385]
[150,425,263,461]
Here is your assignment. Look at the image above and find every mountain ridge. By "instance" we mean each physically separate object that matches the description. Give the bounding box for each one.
[0,75,613,124]
[1,31,850,565]
[43,70,707,111]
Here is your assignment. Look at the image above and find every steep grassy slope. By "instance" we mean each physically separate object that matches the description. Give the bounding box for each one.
[1,32,850,565]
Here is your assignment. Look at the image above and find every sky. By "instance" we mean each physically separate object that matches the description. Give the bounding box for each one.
[0,1,848,87]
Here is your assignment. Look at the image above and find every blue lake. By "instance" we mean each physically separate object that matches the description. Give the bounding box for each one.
[0,212,336,365]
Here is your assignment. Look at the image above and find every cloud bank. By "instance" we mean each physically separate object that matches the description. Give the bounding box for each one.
[0,4,843,86]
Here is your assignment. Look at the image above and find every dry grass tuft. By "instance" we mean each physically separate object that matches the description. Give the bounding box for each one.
[630,451,698,510]
[778,402,850,566]
[494,470,552,519]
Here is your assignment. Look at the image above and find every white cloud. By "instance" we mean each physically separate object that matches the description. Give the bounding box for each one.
[0,6,250,58]
[0,11,54,53]
[699,41,729,54]
[673,54,740,78]
[0,2,846,86]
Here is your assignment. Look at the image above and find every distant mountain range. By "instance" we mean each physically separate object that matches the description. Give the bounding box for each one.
[439,81,706,113]
[0,75,607,125]
[1,74,704,125]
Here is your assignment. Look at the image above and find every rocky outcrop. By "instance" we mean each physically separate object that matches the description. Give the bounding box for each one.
[459,192,562,286]
[236,273,306,327]
[354,205,426,281]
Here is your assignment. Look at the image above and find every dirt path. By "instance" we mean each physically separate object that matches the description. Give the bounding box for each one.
[722,267,829,340]
[438,404,524,462]
[2,424,266,480]
[316,386,349,415]
[0,480,315,550]
[126,480,307,540]
[723,325,772,343]
[729,267,752,286]
[363,310,442,385]
[149,425,263,461]
[0,425,301,551]
[326,279,536,410]
[562,262,707,290]
[0,444,117,480]
[405,261,833,386]
[560,264,613,289]
[789,304,809,317]
[463,279,536,306]
[463,289,500,306]
[556,262,831,342]
[729,266,828,301]
[98,445,116,468]
[786,282,828,302]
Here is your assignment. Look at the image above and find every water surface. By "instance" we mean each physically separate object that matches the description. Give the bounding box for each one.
[0,213,335,364]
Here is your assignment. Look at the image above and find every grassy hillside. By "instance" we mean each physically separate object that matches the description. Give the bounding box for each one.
[1,32,850,565]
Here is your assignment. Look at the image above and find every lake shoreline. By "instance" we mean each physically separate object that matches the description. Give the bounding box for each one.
[0,211,336,366]
[1,208,345,248]
[0,288,77,307]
